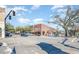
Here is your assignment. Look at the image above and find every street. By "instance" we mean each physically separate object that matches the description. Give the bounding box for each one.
[0,35,79,54]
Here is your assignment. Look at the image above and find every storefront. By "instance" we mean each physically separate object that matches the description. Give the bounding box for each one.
[32,24,57,36]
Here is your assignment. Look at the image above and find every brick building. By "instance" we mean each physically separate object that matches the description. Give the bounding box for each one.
[32,24,57,36]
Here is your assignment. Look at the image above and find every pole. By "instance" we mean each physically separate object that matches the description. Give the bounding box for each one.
[4,10,13,38]
[5,10,12,20]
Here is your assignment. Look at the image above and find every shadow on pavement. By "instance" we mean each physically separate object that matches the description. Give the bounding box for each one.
[62,44,79,50]
[37,42,68,54]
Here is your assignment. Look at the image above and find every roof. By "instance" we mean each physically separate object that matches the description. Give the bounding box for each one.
[33,23,57,32]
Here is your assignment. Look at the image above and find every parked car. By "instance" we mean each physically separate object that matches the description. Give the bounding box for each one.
[15,31,20,35]
[5,31,12,37]
[20,32,33,36]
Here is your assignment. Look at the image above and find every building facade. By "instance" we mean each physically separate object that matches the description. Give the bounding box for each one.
[32,24,57,36]
[0,7,5,38]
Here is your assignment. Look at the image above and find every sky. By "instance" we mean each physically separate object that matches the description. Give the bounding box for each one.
[0,5,79,30]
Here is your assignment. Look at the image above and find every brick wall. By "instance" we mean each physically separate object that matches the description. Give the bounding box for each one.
[33,24,57,36]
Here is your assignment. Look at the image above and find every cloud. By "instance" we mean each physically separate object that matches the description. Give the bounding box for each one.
[17,18,45,25]
[6,6,29,16]
[51,5,67,18]
[49,18,54,22]
[17,18,31,24]
[31,5,40,10]
[49,14,53,17]
[13,7,28,12]
[57,8,67,18]
[57,9,66,13]
[51,5,64,10]
[33,18,44,24]
[0,5,6,8]
[17,13,21,16]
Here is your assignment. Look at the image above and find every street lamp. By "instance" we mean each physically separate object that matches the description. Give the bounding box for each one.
[4,10,16,37]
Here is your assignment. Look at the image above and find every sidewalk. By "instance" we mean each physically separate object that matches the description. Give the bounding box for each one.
[15,45,47,54]
[49,37,79,54]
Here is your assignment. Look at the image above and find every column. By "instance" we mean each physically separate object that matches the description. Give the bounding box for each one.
[2,27,5,38]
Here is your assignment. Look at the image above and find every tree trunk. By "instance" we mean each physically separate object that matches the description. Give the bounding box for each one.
[65,29,68,37]
[61,29,68,44]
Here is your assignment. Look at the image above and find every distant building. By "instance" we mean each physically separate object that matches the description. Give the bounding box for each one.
[32,24,57,36]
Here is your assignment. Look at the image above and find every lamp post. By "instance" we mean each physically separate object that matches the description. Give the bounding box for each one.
[4,10,15,38]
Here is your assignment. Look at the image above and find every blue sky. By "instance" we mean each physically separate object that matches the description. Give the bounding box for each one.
[1,5,79,30]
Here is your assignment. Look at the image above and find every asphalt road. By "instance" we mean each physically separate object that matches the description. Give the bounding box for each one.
[0,35,79,54]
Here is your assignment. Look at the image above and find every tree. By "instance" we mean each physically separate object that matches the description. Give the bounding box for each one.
[23,26,33,32]
[5,23,15,33]
[49,6,79,37]
[15,26,22,33]
[15,26,33,33]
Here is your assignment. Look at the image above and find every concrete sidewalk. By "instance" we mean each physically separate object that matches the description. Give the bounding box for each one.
[15,45,47,54]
